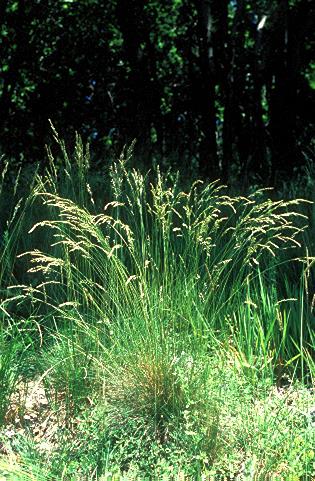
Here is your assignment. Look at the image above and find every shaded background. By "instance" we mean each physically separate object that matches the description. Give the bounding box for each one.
[0,0,314,184]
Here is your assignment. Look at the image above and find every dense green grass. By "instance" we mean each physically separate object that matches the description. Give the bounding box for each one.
[0,132,314,480]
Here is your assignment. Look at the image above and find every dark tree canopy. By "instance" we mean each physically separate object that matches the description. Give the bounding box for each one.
[0,0,314,183]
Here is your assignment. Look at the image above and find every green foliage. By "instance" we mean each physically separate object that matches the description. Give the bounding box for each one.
[0,0,313,178]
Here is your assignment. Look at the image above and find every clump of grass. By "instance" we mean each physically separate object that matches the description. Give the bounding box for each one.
[23,134,312,376]
[1,133,314,479]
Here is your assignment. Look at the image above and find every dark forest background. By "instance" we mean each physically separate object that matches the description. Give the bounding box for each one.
[0,0,314,184]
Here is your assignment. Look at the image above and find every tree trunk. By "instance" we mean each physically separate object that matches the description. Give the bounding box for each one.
[116,0,147,144]
[268,0,302,180]
[222,0,246,183]
[195,0,218,179]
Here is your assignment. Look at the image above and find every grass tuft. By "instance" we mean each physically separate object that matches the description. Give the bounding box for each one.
[0,134,314,480]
